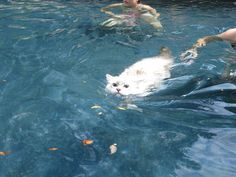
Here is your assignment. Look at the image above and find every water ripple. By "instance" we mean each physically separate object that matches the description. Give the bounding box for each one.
[0,1,236,177]
[177,129,236,177]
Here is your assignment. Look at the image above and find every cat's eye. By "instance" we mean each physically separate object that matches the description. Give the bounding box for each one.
[112,83,118,87]
[124,84,129,88]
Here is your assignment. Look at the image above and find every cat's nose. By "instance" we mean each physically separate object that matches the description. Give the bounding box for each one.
[116,88,121,92]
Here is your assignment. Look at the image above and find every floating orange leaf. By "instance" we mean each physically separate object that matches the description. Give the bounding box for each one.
[0,151,10,156]
[82,139,94,145]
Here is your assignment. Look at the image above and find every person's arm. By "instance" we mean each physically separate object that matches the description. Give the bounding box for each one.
[194,35,223,47]
[217,28,236,43]
[195,28,236,47]
[100,3,123,19]
[139,4,160,18]
[180,35,222,61]
[181,28,236,61]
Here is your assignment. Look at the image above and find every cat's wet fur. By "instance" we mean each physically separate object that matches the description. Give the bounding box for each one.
[105,47,173,97]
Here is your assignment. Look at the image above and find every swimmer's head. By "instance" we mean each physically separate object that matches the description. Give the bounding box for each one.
[123,0,140,7]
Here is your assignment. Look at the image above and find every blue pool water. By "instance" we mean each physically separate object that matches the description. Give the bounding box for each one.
[0,0,236,176]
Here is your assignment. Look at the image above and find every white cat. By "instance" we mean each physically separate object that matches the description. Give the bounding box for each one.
[105,47,173,97]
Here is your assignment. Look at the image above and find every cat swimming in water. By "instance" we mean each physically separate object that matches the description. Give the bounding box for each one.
[105,47,173,97]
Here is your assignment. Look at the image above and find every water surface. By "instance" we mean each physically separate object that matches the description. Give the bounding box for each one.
[0,0,236,177]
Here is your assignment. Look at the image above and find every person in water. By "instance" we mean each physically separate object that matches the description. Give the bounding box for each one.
[181,28,236,60]
[100,0,163,29]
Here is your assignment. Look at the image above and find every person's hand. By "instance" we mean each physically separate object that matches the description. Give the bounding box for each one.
[180,48,198,61]
[155,12,160,18]
[196,38,207,47]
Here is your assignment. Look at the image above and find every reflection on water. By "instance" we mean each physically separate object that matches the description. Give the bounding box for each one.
[0,0,236,177]
[176,128,236,177]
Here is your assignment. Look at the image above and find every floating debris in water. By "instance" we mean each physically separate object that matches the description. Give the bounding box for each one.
[82,139,94,145]
[117,104,142,112]
[91,105,102,109]
[48,147,59,151]
[116,41,137,49]
[0,151,10,156]
[98,112,103,116]
[109,143,117,154]
[127,104,143,112]
[117,106,127,110]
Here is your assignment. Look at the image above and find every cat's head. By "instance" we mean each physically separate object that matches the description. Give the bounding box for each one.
[105,74,134,96]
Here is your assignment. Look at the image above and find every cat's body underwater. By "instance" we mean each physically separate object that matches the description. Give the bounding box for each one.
[105,47,173,97]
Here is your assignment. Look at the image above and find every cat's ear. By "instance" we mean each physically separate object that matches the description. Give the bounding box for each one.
[106,74,114,82]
